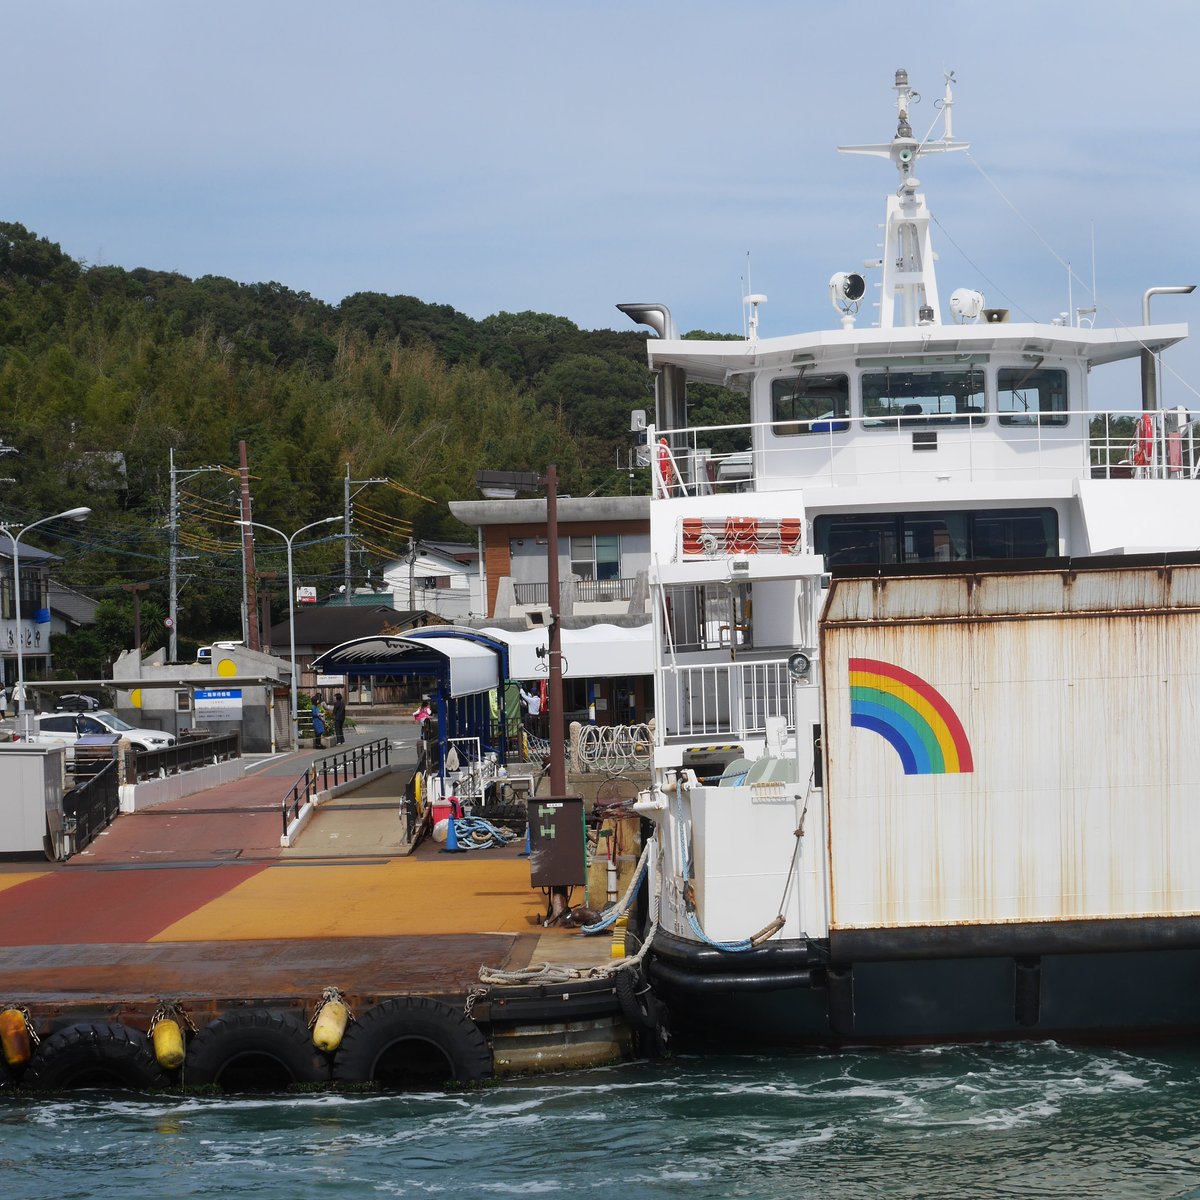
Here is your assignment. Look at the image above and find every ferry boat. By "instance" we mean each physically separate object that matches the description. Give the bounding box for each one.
[620,70,1200,1044]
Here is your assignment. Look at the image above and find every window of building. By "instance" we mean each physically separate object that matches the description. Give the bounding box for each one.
[771,373,850,435]
[998,366,1068,426]
[861,367,985,427]
[814,507,1058,567]
[570,535,620,581]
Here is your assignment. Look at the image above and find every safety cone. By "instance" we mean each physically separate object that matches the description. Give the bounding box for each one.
[520,824,531,857]
[444,816,463,853]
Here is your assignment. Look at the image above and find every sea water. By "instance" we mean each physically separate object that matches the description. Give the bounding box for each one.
[6,1042,1200,1199]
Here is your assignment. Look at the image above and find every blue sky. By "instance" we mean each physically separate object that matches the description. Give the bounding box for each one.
[7,1,1199,406]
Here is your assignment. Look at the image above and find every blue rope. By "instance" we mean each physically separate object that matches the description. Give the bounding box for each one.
[450,816,518,851]
[580,857,648,934]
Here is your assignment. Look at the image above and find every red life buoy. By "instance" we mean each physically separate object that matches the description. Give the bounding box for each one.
[1132,413,1155,467]
[656,438,673,495]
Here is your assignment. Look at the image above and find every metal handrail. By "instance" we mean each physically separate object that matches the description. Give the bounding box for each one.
[63,758,121,854]
[652,408,1200,495]
[280,736,391,836]
[129,733,241,783]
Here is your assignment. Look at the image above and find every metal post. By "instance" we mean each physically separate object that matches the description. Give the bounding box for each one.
[0,507,91,736]
[344,463,352,605]
[545,464,566,797]
[168,448,178,663]
[1141,285,1197,412]
[239,516,340,748]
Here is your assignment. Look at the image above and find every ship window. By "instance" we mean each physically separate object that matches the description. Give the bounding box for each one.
[861,368,985,427]
[998,367,1068,426]
[814,507,1058,566]
[770,373,850,435]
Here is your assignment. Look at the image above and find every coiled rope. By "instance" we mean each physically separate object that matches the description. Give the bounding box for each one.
[477,917,659,988]
[450,816,519,850]
[574,723,654,772]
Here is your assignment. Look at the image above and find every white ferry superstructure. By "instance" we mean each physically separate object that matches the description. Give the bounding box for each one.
[620,70,1200,1043]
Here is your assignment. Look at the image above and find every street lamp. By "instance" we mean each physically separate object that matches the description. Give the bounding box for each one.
[0,506,92,735]
[238,516,340,748]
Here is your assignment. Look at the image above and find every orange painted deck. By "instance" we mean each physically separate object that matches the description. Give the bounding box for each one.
[0,736,612,1024]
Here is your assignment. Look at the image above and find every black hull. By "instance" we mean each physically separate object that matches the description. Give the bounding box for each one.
[648,925,1200,1046]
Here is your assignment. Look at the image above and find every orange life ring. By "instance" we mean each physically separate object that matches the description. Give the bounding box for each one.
[1132,413,1155,467]
[656,438,673,495]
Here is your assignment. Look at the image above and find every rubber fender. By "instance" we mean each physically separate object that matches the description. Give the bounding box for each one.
[0,1009,32,1070]
[152,1018,186,1070]
[184,1009,329,1090]
[22,1022,170,1092]
[332,996,493,1088]
[312,998,349,1053]
[615,967,665,1033]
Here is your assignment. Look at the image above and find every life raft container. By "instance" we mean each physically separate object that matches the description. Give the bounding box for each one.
[331,996,493,1088]
[184,1009,328,1091]
[22,1022,169,1091]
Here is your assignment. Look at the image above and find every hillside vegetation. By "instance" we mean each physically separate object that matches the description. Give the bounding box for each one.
[0,221,673,668]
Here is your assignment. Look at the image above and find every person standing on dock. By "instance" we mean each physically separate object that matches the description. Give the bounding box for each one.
[332,692,346,745]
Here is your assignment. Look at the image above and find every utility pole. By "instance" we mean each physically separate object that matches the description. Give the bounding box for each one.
[544,464,566,798]
[168,450,231,663]
[342,464,389,604]
[239,441,260,650]
[122,582,150,652]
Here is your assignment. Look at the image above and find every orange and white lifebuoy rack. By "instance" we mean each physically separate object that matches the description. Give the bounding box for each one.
[678,516,806,559]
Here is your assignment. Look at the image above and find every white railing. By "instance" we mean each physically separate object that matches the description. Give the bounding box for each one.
[651,410,1200,497]
[661,658,794,741]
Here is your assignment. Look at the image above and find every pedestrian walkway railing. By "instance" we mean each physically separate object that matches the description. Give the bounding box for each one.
[63,759,120,855]
[129,733,241,783]
[280,737,391,837]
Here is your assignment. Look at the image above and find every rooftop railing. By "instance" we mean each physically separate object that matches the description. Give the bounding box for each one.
[652,410,1200,498]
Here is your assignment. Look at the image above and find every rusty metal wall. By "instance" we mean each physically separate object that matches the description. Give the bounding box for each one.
[821,562,1200,931]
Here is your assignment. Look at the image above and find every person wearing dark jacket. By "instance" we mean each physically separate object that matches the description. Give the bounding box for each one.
[332,692,346,745]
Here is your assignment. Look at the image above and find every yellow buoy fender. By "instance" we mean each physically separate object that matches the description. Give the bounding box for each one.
[0,1008,32,1069]
[151,1018,186,1070]
[313,998,349,1053]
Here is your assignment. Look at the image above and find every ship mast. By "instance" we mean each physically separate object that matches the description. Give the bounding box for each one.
[838,69,968,330]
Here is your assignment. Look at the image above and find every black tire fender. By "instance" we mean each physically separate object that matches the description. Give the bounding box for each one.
[332,997,493,1087]
[22,1022,170,1092]
[616,966,665,1033]
[184,1009,328,1089]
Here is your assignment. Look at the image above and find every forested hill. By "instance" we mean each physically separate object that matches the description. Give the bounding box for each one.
[0,220,689,663]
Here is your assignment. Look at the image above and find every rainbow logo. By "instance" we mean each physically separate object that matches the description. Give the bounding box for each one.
[848,658,973,775]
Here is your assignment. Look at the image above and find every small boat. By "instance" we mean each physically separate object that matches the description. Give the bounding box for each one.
[620,70,1200,1044]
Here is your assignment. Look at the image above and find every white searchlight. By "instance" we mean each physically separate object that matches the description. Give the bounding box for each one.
[829,271,867,327]
[949,288,986,323]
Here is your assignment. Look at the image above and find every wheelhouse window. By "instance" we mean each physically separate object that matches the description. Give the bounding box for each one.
[771,373,850,435]
[998,366,1068,426]
[814,507,1058,567]
[861,367,985,427]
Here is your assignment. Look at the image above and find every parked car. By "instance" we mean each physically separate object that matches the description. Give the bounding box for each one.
[23,711,176,757]
[54,693,102,712]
